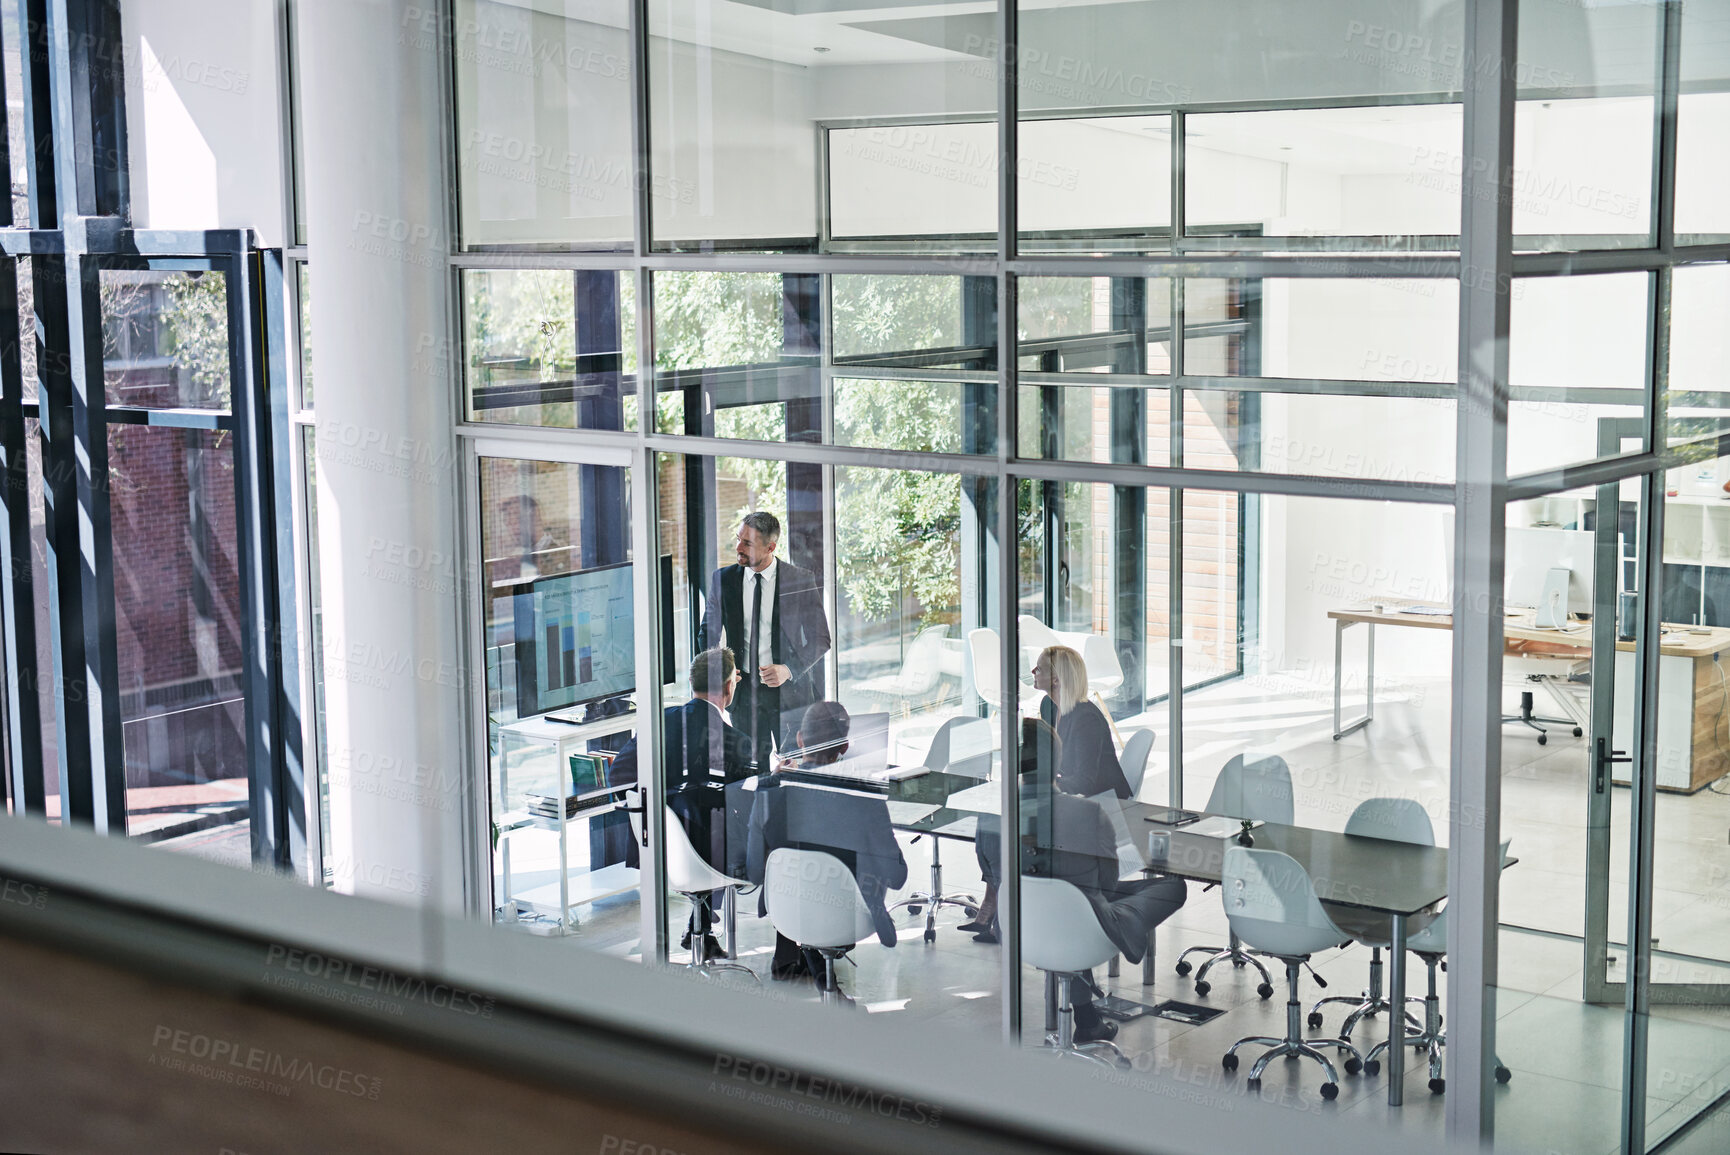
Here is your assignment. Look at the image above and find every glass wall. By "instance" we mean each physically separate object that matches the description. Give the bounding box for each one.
[437,0,1730,1148]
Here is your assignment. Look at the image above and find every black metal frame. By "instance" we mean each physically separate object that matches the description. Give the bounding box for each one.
[0,1,302,875]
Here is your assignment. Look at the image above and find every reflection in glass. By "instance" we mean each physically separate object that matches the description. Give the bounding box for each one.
[464,269,636,430]
[297,263,313,407]
[24,418,56,821]
[100,270,231,410]
[109,426,248,864]
[304,429,330,884]
[455,0,633,247]
[3,0,26,225]
[480,457,639,945]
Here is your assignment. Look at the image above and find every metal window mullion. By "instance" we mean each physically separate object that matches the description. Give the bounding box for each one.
[1445,0,1517,1137]
[18,0,55,227]
[996,0,1020,1048]
[0,256,46,814]
[1652,0,1682,255]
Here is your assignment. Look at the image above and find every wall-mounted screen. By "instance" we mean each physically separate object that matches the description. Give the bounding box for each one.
[511,562,636,716]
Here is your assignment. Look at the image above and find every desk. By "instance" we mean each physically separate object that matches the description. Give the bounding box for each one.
[1327,604,1730,792]
[1126,801,1453,1107]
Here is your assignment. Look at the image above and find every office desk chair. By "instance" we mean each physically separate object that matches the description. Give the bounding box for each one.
[1022,876,1131,1070]
[626,795,758,981]
[1219,847,1364,1100]
[854,624,952,717]
[1502,654,1587,745]
[1308,798,1432,1039]
[1176,752,1296,999]
[1362,840,1515,1095]
[891,716,989,941]
[1119,729,1155,799]
[764,848,878,1005]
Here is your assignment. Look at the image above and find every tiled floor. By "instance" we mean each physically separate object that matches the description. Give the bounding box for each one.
[500,670,1730,1152]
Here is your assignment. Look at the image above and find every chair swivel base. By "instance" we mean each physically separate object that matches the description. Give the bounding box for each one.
[890,850,978,944]
[1040,974,1129,1070]
[1177,942,1275,999]
[678,894,761,983]
[1501,690,1583,746]
[1223,1035,1363,1100]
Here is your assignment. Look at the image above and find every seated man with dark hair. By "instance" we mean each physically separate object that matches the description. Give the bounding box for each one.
[609,647,755,958]
[746,701,909,983]
[974,718,1186,1042]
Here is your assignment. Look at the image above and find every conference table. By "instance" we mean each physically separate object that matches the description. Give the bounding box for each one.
[780,760,1455,1106]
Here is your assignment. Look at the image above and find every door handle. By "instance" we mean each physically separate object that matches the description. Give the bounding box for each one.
[623,788,648,846]
[1595,737,1631,795]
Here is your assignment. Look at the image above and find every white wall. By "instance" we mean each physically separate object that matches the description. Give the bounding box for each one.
[121,0,285,246]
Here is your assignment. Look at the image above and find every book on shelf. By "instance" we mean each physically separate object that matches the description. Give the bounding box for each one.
[525,791,614,820]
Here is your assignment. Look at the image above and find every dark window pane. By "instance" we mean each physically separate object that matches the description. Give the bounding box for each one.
[109,425,248,864]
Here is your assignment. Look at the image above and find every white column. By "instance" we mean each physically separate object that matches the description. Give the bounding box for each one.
[298,0,466,913]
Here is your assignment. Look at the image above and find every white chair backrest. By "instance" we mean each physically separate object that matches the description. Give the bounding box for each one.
[1017,615,1061,654]
[966,627,1001,707]
[1207,753,1296,825]
[1221,847,1348,958]
[1075,633,1125,693]
[1020,876,1121,973]
[1408,838,1513,954]
[899,625,951,692]
[662,805,735,894]
[924,715,994,777]
[1344,797,1435,847]
[1120,729,1156,797]
[764,848,877,949]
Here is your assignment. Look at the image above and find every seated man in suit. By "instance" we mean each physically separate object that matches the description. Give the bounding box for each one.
[609,647,755,958]
[975,718,1186,1043]
[746,702,908,983]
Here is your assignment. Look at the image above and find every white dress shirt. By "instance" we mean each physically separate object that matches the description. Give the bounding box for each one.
[728,558,779,680]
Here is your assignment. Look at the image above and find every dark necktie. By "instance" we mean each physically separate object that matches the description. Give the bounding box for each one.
[749,572,763,691]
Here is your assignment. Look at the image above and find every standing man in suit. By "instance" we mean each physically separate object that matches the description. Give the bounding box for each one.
[698,511,831,773]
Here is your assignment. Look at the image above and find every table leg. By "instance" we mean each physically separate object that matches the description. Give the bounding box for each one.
[1387,913,1406,1106]
[559,815,571,933]
[723,886,738,959]
[1143,924,1157,987]
[1333,620,1374,740]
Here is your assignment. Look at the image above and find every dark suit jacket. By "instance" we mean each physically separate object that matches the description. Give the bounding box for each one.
[1042,698,1133,800]
[746,777,908,947]
[697,560,830,734]
[979,783,1185,964]
[608,699,754,869]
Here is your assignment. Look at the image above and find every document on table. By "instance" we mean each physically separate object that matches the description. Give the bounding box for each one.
[886,802,941,826]
[1184,816,1262,839]
[944,782,1000,814]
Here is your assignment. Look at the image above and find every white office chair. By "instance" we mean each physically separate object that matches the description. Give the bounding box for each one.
[1119,729,1156,799]
[1363,839,1516,1095]
[1219,847,1364,1100]
[1176,752,1296,999]
[1021,876,1130,1069]
[967,627,1042,717]
[1308,798,1433,1038]
[625,794,758,981]
[763,848,879,1005]
[854,624,952,716]
[1503,654,1588,745]
[1018,616,1127,704]
[891,717,990,941]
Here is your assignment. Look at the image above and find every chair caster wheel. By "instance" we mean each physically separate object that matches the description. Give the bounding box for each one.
[1320,1082,1339,1101]
[1495,1065,1512,1084]
[1222,1053,1238,1072]
[1572,727,1583,737]
[923,927,936,944]
[1308,1012,1325,1029]
[962,907,978,919]
[1257,982,1275,1000]
[1194,981,1211,997]
[1175,961,1192,977]
[1429,1077,1446,1095]
[1364,1060,1381,1077]
[907,905,923,917]
[1414,1041,1428,1053]
[1537,734,1547,746]
[1246,1077,1261,1091]
[1345,1058,1363,1076]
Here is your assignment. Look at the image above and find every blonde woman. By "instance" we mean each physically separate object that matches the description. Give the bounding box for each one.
[1033,644,1132,800]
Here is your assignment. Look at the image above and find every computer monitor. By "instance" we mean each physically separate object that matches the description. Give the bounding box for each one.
[510,561,637,716]
[1504,526,1595,619]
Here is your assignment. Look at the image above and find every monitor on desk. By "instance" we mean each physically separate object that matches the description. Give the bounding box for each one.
[1505,526,1596,620]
